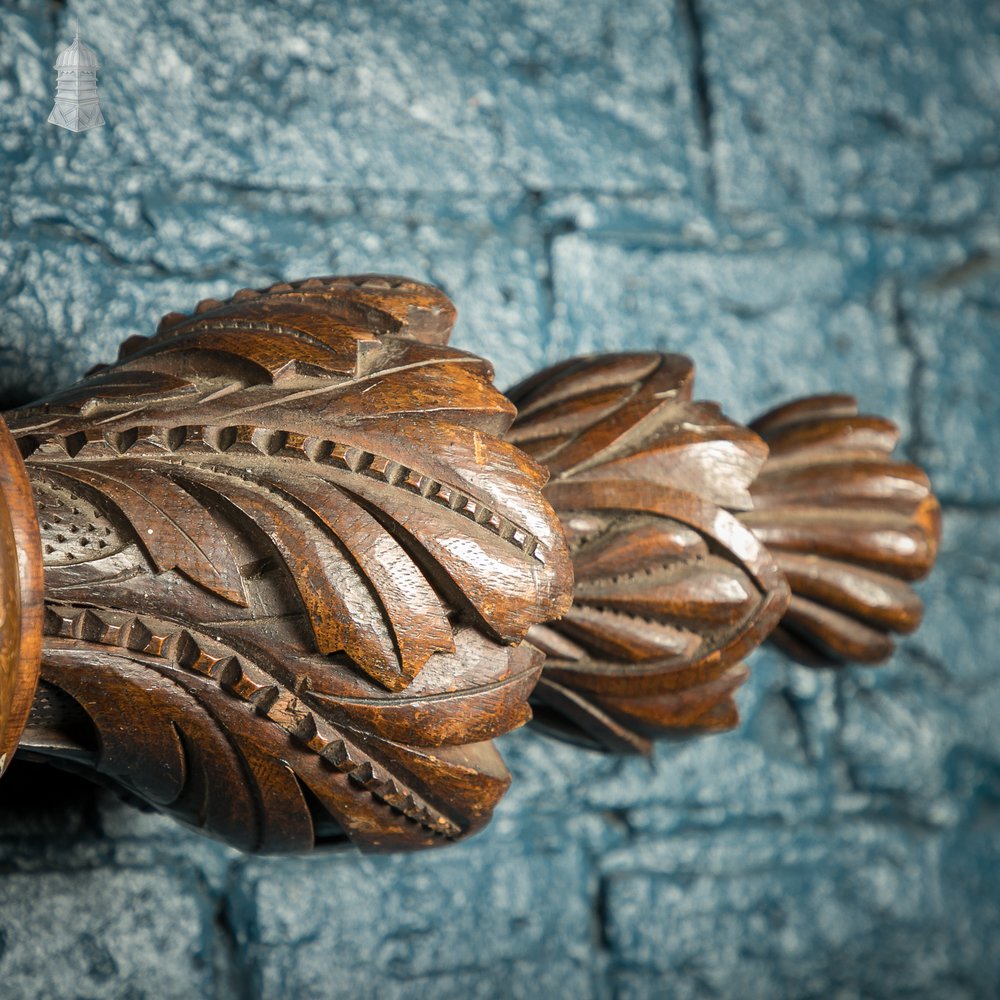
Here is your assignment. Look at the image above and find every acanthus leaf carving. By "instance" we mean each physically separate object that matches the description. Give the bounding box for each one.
[0,274,944,849]
[8,275,573,852]
[507,357,943,755]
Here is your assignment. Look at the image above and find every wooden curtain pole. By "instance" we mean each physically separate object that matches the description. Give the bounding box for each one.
[0,275,940,853]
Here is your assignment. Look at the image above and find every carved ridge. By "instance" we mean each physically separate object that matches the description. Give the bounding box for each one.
[24,427,543,564]
[42,604,461,837]
[506,353,789,752]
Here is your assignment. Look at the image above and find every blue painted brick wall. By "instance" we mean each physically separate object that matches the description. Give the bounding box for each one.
[1,1,998,997]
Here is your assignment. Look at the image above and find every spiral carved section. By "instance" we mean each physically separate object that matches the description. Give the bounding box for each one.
[507,354,789,754]
[7,274,573,852]
[739,395,942,666]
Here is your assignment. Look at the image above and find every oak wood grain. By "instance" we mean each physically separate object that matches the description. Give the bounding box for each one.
[508,358,942,754]
[1,283,944,847]
[0,415,44,776]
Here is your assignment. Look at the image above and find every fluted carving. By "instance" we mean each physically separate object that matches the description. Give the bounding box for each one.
[506,355,941,754]
[506,353,789,753]
[740,395,941,666]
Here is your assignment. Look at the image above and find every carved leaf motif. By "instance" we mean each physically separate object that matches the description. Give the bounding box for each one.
[10,275,573,851]
[740,395,942,665]
[13,275,571,691]
[38,609,524,852]
[507,353,789,754]
[508,352,767,510]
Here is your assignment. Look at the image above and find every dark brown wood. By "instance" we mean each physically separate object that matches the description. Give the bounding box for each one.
[6,275,573,852]
[0,415,44,776]
[507,353,790,753]
[0,281,944,847]
[740,394,942,666]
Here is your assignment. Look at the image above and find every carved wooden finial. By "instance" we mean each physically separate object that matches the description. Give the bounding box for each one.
[0,285,943,849]
[740,394,942,666]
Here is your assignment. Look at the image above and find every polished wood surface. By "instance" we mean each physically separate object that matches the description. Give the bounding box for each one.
[741,394,942,665]
[7,275,572,852]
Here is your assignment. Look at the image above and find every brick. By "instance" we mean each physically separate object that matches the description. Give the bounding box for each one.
[602,823,954,997]
[19,0,701,197]
[0,868,215,999]
[233,818,594,999]
[834,510,1000,817]
[907,510,1000,687]
[904,273,1000,503]
[0,6,55,171]
[940,806,1000,999]
[703,0,1000,224]
[549,227,912,425]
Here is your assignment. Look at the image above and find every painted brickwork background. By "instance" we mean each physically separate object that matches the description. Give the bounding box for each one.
[0,1,998,997]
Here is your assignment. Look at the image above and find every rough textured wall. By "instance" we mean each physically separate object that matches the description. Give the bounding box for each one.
[0,1,998,997]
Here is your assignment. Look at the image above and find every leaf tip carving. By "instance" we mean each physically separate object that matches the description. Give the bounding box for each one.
[508,353,787,753]
[743,394,942,667]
